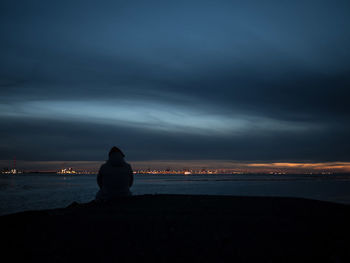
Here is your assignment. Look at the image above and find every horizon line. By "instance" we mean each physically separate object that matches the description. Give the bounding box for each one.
[1,160,350,173]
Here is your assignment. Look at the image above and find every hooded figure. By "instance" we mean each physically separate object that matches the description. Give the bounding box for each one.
[95,147,134,201]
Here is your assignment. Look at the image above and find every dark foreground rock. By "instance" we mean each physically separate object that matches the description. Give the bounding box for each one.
[1,195,350,262]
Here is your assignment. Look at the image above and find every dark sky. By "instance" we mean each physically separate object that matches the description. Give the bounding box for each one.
[1,0,350,163]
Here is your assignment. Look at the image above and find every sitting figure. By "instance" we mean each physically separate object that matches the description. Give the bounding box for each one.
[95,146,134,201]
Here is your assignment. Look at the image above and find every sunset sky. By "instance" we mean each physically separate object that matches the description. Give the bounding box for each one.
[1,0,350,172]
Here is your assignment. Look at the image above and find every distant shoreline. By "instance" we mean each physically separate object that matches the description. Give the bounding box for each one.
[3,172,350,175]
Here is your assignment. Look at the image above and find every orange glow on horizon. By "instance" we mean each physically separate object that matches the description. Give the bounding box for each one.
[1,160,350,174]
[246,162,350,172]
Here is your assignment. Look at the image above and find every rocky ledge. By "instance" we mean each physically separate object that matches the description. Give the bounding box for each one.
[1,195,350,262]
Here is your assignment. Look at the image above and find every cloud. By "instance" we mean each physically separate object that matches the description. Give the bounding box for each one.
[1,0,350,163]
[0,99,322,136]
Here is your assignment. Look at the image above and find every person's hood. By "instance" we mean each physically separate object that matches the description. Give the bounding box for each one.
[108,152,126,167]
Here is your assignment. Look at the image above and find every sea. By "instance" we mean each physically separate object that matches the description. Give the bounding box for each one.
[1,173,350,216]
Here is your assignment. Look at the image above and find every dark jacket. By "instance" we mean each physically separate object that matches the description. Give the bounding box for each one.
[95,152,133,201]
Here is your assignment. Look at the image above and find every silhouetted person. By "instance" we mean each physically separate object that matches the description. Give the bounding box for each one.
[95,146,134,201]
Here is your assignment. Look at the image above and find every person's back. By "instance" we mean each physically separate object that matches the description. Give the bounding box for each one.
[96,147,134,201]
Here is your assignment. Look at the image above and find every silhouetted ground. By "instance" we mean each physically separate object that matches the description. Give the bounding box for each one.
[1,195,350,262]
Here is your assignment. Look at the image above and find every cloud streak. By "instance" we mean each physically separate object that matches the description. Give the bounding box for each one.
[0,99,321,136]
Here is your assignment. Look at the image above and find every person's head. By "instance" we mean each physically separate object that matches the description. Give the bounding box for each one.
[108,146,125,158]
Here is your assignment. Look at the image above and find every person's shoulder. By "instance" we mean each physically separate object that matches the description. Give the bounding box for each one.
[99,162,109,170]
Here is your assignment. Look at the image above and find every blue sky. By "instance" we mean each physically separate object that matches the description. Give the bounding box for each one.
[1,0,350,165]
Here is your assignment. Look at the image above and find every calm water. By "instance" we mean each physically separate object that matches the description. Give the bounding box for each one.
[1,173,350,215]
